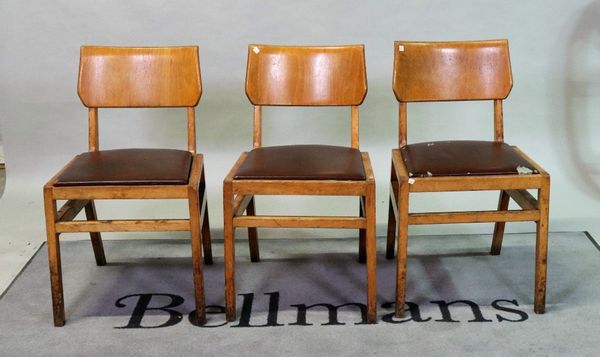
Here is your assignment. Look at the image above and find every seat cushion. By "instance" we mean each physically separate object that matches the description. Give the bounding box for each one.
[401,141,538,177]
[234,145,366,180]
[54,149,193,186]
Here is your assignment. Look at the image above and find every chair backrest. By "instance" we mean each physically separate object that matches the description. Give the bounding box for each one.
[245,45,367,149]
[392,40,512,102]
[245,45,367,106]
[78,46,201,108]
[392,40,513,146]
[77,46,202,153]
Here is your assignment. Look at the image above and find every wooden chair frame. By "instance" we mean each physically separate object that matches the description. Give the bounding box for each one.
[223,45,377,323]
[43,46,212,326]
[386,40,550,317]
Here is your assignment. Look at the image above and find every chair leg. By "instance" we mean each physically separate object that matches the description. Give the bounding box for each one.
[534,181,550,314]
[223,182,236,321]
[386,163,398,259]
[200,188,213,265]
[358,197,366,263]
[246,196,260,262]
[365,185,377,323]
[491,190,510,255]
[395,178,410,318]
[188,186,206,325]
[44,187,65,327]
[84,200,106,266]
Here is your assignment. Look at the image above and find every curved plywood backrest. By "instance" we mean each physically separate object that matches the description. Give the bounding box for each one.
[245,45,367,106]
[393,40,512,102]
[78,46,201,107]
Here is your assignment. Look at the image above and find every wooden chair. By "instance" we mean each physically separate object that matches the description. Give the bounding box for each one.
[223,45,377,323]
[43,46,212,326]
[386,40,550,317]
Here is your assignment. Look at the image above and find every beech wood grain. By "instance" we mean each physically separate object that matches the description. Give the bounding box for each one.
[386,40,550,318]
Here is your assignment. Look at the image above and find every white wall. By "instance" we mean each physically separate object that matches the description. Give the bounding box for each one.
[1,0,599,242]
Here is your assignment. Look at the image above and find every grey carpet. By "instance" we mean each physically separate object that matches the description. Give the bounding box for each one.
[1,232,599,356]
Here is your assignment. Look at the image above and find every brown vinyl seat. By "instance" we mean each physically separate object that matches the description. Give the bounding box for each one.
[386,40,550,318]
[401,140,538,177]
[223,45,377,324]
[54,149,193,186]
[43,46,212,327]
[234,145,366,180]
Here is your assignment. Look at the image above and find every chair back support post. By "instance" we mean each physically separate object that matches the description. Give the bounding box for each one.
[253,105,262,148]
[88,108,99,152]
[494,99,504,142]
[399,102,407,147]
[351,105,359,149]
[187,107,196,153]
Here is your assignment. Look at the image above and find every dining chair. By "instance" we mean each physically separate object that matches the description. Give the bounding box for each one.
[386,40,550,317]
[223,44,377,323]
[43,46,212,326]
